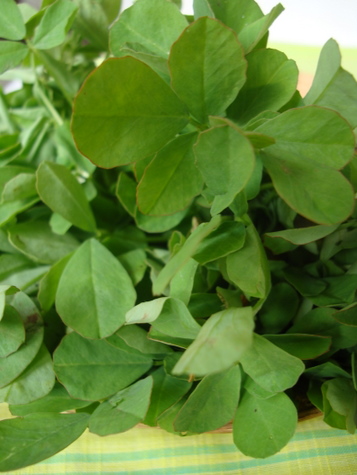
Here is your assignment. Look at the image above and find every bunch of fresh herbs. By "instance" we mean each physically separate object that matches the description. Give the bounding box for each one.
[0,0,357,470]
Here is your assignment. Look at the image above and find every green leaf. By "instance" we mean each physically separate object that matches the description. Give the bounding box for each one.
[153,215,221,295]
[56,239,136,339]
[170,258,198,305]
[193,220,246,264]
[0,344,55,405]
[0,0,26,40]
[264,334,332,360]
[126,297,201,341]
[304,39,357,128]
[137,133,202,216]
[0,322,43,389]
[264,224,339,255]
[239,334,305,393]
[323,378,357,434]
[0,412,89,472]
[194,125,255,214]
[228,48,298,124]
[169,17,246,124]
[53,332,152,401]
[226,221,271,299]
[36,161,96,233]
[32,0,78,50]
[173,307,254,377]
[135,207,188,233]
[72,57,189,168]
[89,376,153,436]
[0,41,28,75]
[9,382,93,416]
[0,305,25,358]
[288,307,357,350]
[174,365,241,433]
[38,253,73,312]
[304,362,352,380]
[238,4,284,53]
[143,366,191,426]
[110,0,188,57]
[259,282,299,333]
[0,284,19,321]
[233,390,297,458]
[117,249,147,286]
[7,221,79,265]
[108,325,173,358]
[257,107,355,225]
[333,303,357,327]
[2,173,37,203]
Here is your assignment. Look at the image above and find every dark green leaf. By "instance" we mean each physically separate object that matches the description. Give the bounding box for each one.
[0,412,89,472]
[36,161,96,233]
[169,17,246,124]
[38,253,73,312]
[323,378,357,434]
[72,57,189,168]
[333,303,357,326]
[56,239,136,339]
[233,390,297,458]
[53,332,152,400]
[264,334,331,360]
[259,282,299,333]
[89,376,153,436]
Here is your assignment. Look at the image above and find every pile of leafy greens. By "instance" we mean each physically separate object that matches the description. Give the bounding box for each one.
[0,0,357,470]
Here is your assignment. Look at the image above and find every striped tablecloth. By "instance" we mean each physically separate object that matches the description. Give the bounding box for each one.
[0,404,356,474]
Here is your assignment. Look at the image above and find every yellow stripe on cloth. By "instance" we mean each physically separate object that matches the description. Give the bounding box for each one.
[0,404,356,474]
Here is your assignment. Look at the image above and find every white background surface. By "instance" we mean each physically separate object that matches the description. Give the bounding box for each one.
[121,0,357,47]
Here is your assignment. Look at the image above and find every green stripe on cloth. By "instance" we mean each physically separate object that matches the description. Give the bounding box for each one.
[1,404,356,474]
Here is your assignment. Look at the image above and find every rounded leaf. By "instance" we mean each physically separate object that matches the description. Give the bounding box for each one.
[72,57,189,168]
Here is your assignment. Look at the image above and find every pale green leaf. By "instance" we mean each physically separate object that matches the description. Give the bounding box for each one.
[33,0,78,50]
[173,307,254,377]
[0,41,28,75]
[0,0,26,40]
